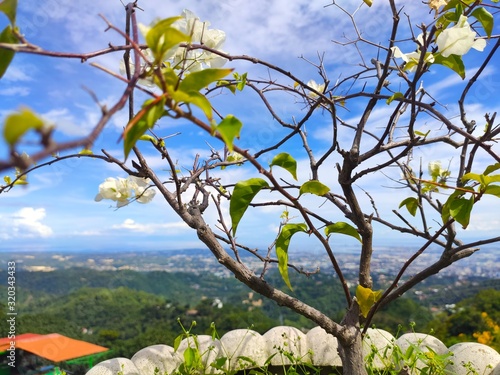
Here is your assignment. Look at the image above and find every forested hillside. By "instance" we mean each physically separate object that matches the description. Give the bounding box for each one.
[0,269,498,367]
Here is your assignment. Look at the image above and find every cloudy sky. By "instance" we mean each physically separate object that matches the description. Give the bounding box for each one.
[0,0,499,254]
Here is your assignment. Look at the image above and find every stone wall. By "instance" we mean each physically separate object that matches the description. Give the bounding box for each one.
[86,326,500,375]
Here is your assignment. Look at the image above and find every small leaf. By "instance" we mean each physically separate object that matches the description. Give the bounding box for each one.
[145,17,189,62]
[184,346,196,368]
[0,25,17,79]
[386,92,403,105]
[356,285,382,318]
[276,223,308,290]
[173,334,182,352]
[484,163,500,176]
[3,107,45,146]
[484,185,500,198]
[138,134,158,144]
[123,97,166,159]
[179,68,233,93]
[414,130,430,138]
[433,53,465,79]
[170,89,213,120]
[399,197,419,217]
[362,0,373,6]
[229,178,269,235]
[449,195,474,229]
[235,72,247,91]
[0,0,17,24]
[471,7,494,38]
[78,148,93,155]
[325,222,362,243]
[3,175,11,185]
[214,115,243,152]
[14,179,28,185]
[299,180,330,197]
[269,152,297,180]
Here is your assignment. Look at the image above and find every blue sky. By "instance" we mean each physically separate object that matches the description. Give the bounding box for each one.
[0,0,499,253]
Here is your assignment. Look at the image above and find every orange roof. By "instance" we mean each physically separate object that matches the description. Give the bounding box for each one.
[0,333,42,351]
[0,333,108,362]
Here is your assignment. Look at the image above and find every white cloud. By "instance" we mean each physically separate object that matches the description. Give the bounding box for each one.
[112,218,189,234]
[0,207,53,239]
[41,107,100,137]
[1,65,34,82]
[0,87,30,97]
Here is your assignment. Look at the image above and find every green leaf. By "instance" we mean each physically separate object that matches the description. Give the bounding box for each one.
[3,107,44,146]
[184,346,196,368]
[399,197,419,217]
[145,17,189,62]
[213,115,243,152]
[229,178,269,236]
[173,334,182,352]
[0,25,17,79]
[362,0,373,6]
[233,72,247,91]
[170,89,213,120]
[356,285,382,318]
[299,180,330,196]
[471,7,494,38]
[138,134,158,145]
[179,68,233,93]
[325,222,361,243]
[414,130,430,138]
[78,148,93,155]
[449,195,474,229]
[484,185,500,198]
[433,54,465,79]
[3,175,11,185]
[484,163,500,176]
[269,153,297,180]
[276,223,308,290]
[0,0,17,24]
[386,92,403,105]
[123,97,166,159]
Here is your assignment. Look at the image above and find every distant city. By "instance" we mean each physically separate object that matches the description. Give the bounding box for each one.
[1,245,499,280]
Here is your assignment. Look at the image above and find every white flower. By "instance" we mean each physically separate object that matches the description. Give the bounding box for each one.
[119,49,156,87]
[306,79,325,98]
[95,176,155,207]
[95,177,131,207]
[391,34,435,73]
[128,176,156,204]
[170,10,227,72]
[436,15,486,57]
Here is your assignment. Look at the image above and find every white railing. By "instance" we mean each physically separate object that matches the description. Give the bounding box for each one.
[86,326,500,375]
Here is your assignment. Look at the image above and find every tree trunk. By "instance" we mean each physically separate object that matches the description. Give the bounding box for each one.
[336,301,368,375]
[338,330,367,375]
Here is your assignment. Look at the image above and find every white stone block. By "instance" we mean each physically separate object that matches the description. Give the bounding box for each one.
[86,358,140,375]
[363,328,395,369]
[219,329,268,371]
[177,335,223,374]
[394,332,449,374]
[263,326,308,365]
[131,344,182,375]
[306,326,342,367]
[446,342,500,375]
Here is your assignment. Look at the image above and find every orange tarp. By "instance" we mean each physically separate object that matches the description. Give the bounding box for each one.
[0,333,42,351]
[0,333,108,362]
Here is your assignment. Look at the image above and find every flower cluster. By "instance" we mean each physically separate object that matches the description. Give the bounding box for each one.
[170,10,227,71]
[306,80,326,98]
[391,14,486,73]
[140,10,227,72]
[95,176,156,207]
